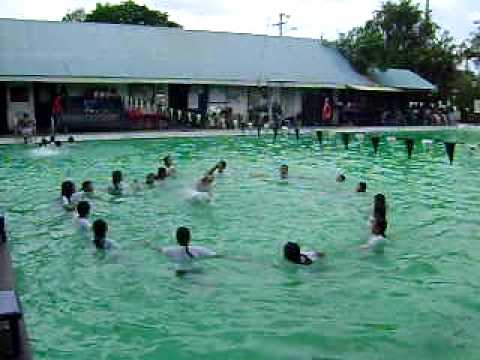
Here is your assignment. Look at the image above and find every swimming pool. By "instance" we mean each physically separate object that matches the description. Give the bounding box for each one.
[2,129,480,359]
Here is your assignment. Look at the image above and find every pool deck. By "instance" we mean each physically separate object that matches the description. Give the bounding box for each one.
[0,241,32,360]
[0,125,468,145]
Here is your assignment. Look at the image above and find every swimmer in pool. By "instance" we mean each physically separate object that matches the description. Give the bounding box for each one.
[336,174,346,183]
[163,155,176,176]
[155,167,167,181]
[283,242,325,266]
[158,227,218,274]
[108,170,124,195]
[146,173,156,188]
[195,174,215,193]
[68,136,75,143]
[356,182,367,193]
[361,217,387,253]
[72,180,95,203]
[92,219,119,250]
[208,160,227,175]
[75,201,92,234]
[372,193,387,220]
[61,181,76,211]
[280,164,289,179]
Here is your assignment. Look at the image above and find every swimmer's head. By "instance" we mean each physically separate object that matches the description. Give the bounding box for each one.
[284,242,302,264]
[163,155,173,168]
[54,141,62,147]
[336,174,346,183]
[112,170,123,185]
[50,136,55,143]
[61,181,76,200]
[146,173,155,185]
[176,226,191,247]
[356,182,367,193]
[82,181,94,193]
[280,165,289,179]
[93,219,108,247]
[68,136,75,143]
[77,201,90,218]
[156,167,167,180]
[372,217,387,237]
[218,160,227,173]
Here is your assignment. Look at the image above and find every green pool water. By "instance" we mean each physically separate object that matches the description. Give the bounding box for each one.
[1,129,480,360]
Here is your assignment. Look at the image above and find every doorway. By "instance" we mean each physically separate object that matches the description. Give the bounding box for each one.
[0,83,7,134]
[34,83,56,133]
[168,84,190,110]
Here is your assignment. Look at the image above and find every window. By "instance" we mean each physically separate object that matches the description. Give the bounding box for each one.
[10,87,29,102]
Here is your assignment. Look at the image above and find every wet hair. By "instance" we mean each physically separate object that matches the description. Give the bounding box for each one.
[176,226,194,258]
[112,171,123,186]
[50,136,55,143]
[373,194,387,219]
[372,217,388,237]
[68,136,75,143]
[61,181,76,202]
[54,141,62,147]
[77,201,90,218]
[336,174,346,182]
[357,182,367,193]
[163,155,173,167]
[146,173,155,184]
[219,160,227,169]
[93,219,108,249]
[156,167,167,180]
[283,242,312,265]
[82,181,93,193]
[0,216,6,243]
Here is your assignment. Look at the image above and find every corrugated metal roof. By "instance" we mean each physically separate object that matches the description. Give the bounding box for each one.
[369,68,435,91]
[0,18,375,87]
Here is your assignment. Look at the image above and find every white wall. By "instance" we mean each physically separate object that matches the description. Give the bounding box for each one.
[6,83,35,131]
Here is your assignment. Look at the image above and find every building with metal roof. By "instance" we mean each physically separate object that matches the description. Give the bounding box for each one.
[0,19,435,134]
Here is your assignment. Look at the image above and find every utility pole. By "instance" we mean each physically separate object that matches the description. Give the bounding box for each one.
[273,13,289,36]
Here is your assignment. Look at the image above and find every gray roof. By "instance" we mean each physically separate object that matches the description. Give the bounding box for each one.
[369,68,436,91]
[0,18,375,88]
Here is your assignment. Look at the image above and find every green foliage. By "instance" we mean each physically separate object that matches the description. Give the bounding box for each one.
[336,0,458,95]
[62,1,180,28]
[62,8,87,22]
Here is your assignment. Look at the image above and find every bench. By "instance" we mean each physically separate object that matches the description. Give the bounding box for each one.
[0,291,22,356]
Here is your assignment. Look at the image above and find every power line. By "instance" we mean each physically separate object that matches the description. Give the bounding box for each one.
[272,13,289,37]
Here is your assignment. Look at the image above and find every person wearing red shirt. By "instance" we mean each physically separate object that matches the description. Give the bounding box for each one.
[51,95,64,135]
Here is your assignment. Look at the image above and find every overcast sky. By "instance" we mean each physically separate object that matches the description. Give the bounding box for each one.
[1,0,479,42]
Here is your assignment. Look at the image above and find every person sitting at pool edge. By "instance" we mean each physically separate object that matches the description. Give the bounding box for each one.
[76,201,92,234]
[356,182,367,193]
[163,155,176,176]
[280,164,289,179]
[336,174,346,183]
[283,242,325,266]
[61,180,76,211]
[108,170,124,195]
[92,219,118,250]
[155,167,167,181]
[161,226,218,274]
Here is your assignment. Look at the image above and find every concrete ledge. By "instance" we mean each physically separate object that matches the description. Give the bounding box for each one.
[0,125,464,145]
[0,242,32,360]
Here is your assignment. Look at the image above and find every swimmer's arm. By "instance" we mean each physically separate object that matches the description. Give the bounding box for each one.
[207,165,219,175]
[143,240,164,252]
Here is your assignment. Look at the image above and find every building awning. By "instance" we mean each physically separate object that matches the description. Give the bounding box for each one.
[347,84,402,92]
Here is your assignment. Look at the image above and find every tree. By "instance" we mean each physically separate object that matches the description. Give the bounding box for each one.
[62,1,180,28]
[336,0,458,95]
[62,8,87,22]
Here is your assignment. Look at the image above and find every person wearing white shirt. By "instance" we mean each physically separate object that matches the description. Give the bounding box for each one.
[108,170,124,196]
[75,201,92,235]
[156,227,218,274]
[362,217,387,253]
[61,180,77,211]
[92,219,119,250]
